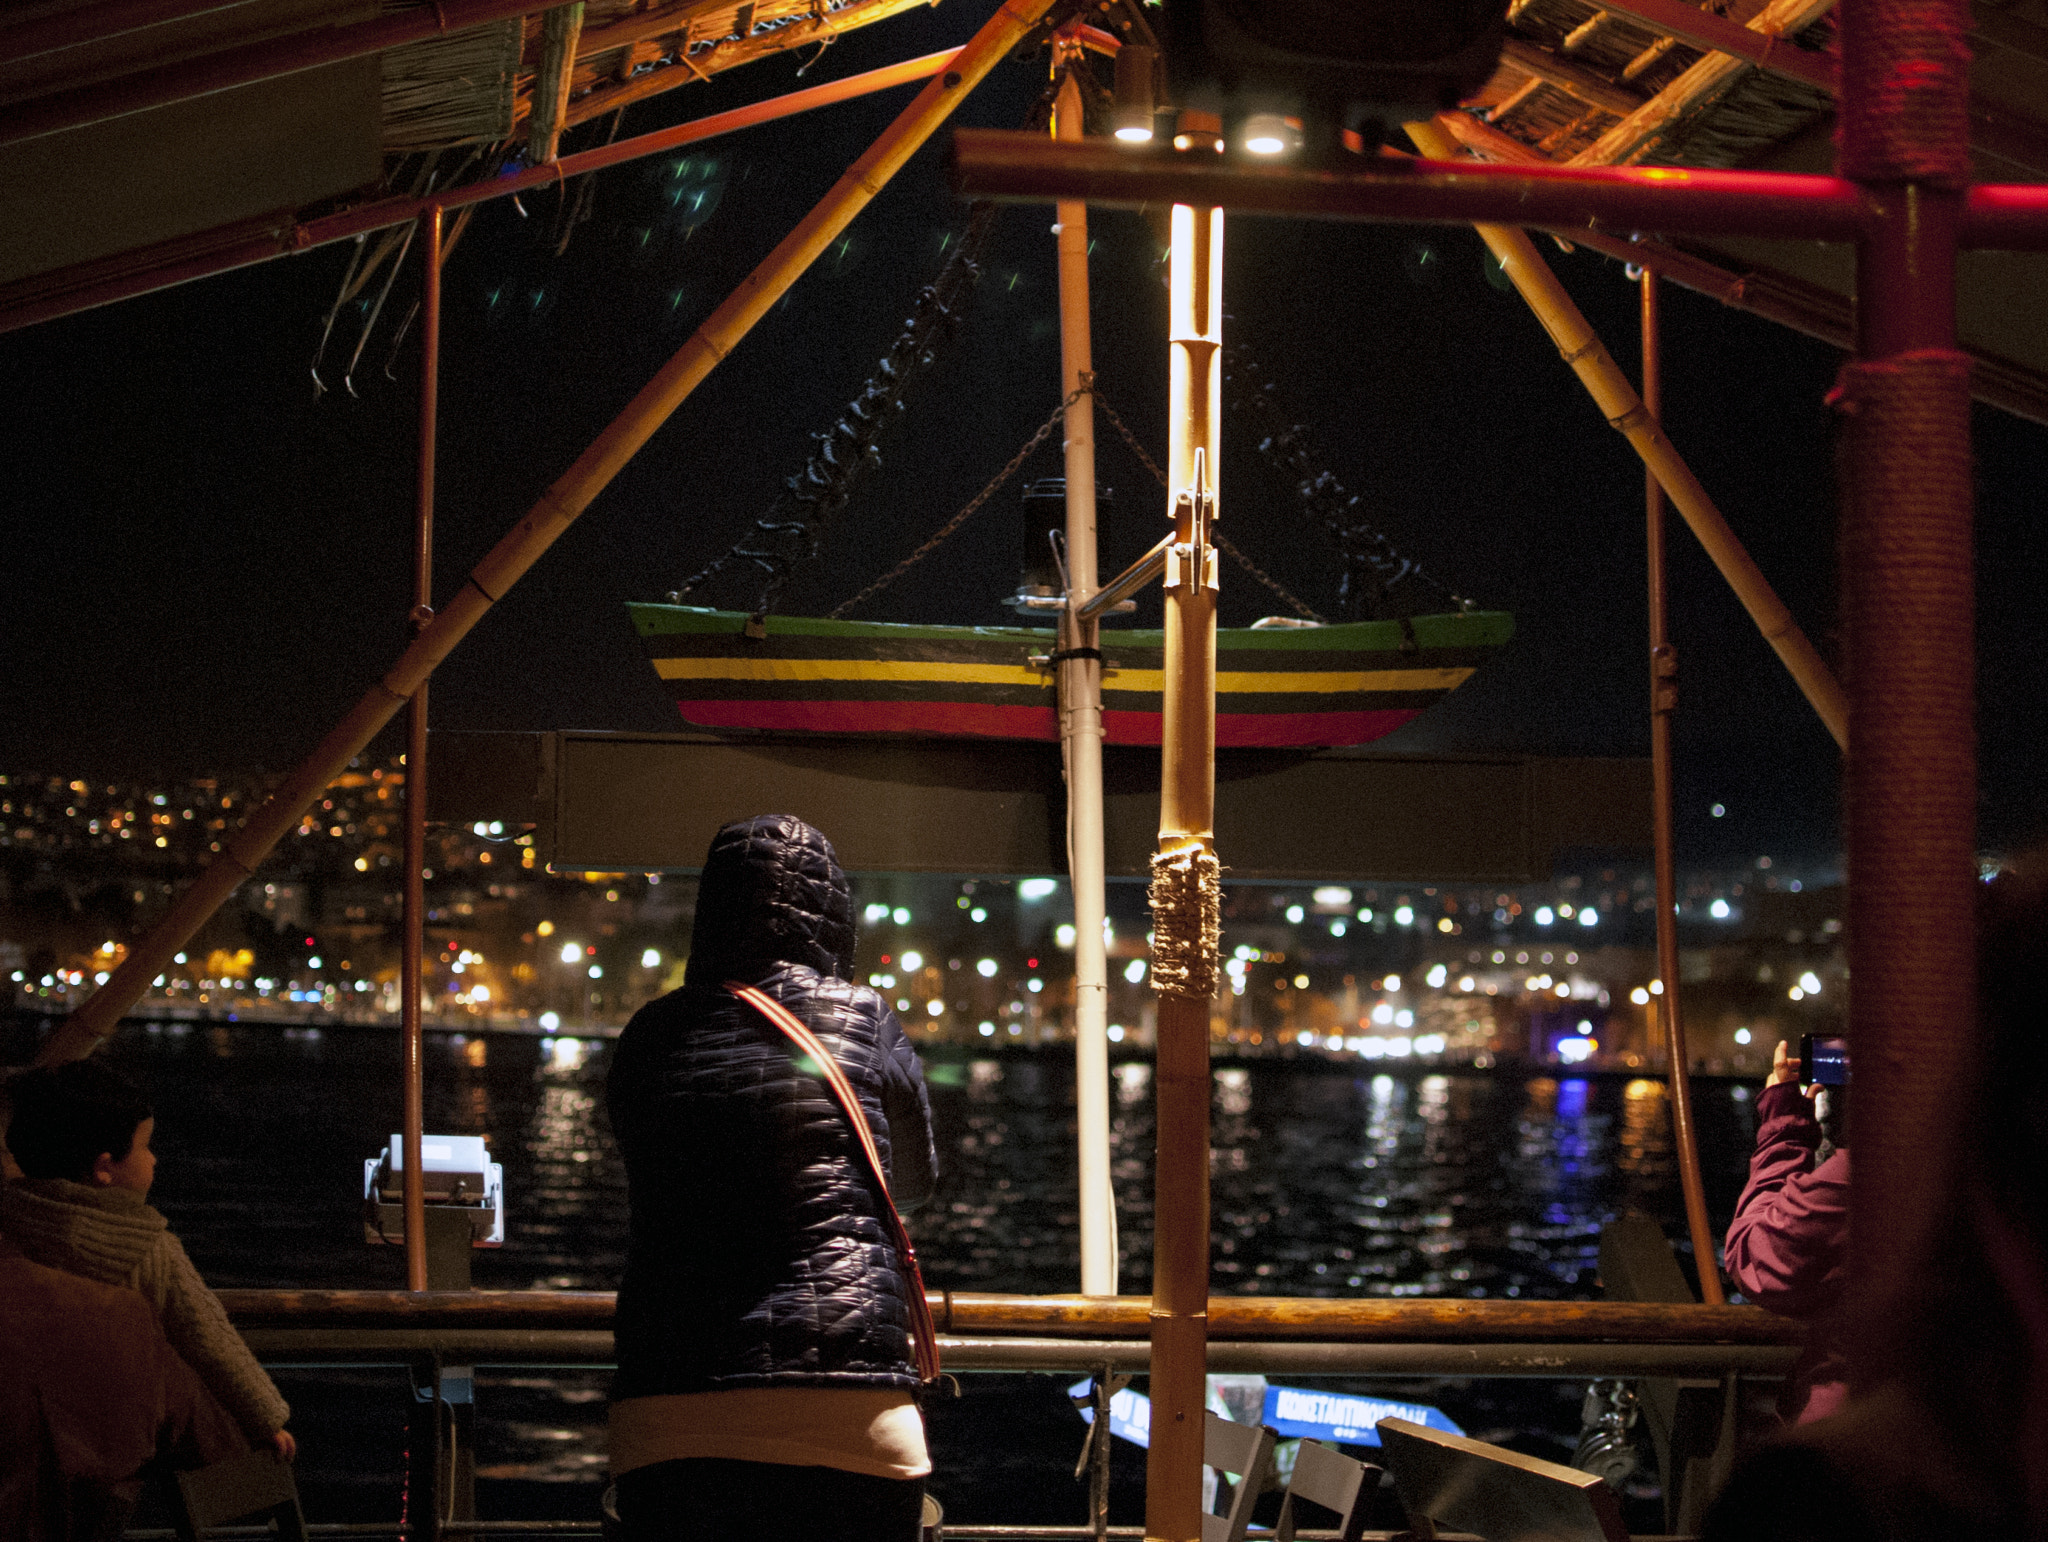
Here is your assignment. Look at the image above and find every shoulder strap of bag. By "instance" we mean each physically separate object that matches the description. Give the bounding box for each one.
[727,982,942,1384]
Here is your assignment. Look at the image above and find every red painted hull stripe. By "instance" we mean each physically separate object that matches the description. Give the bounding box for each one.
[674,700,1420,748]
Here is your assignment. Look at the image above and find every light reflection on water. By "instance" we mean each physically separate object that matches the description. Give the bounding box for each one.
[8,1020,1757,1494]
[19,1022,1758,1297]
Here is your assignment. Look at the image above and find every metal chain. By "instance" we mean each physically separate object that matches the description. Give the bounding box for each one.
[826,386,1086,620]
[1092,389,1327,624]
[831,375,1332,626]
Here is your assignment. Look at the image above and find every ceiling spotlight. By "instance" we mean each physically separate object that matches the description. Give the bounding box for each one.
[1113,43,1158,144]
[1242,112,1297,156]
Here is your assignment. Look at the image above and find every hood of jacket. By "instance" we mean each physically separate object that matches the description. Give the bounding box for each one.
[682,814,855,987]
[0,1178,168,1287]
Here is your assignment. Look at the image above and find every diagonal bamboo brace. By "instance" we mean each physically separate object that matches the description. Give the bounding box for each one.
[1407,116,1848,754]
[33,0,1059,1067]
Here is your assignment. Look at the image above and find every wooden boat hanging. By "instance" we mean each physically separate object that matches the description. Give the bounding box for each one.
[629,603,1514,749]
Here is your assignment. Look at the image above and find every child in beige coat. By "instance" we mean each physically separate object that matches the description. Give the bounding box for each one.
[1,1059,294,1457]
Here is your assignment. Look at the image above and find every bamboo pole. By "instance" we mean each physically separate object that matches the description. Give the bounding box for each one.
[1568,0,1838,168]
[33,0,1057,1066]
[399,206,443,1295]
[1401,117,1847,753]
[1641,272,1723,1305]
[1145,200,1222,1542]
[1050,65,1117,1301]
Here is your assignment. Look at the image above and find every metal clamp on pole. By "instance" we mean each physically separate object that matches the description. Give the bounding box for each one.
[1163,446,1219,595]
[1074,532,1174,623]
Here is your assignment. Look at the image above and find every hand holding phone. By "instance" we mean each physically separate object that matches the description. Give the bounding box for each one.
[1767,1039,1803,1088]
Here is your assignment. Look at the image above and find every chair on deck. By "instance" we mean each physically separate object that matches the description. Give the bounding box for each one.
[171,1449,307,1542]
[1203,1409,1279,1542]
[1376,1417,1629,1542]
[1276,1437,1381,1542]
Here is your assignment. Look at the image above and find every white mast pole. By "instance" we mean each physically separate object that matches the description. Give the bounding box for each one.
[1052,63,1116,1297]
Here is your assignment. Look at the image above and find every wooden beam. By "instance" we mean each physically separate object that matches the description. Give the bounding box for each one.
[1499,38,1643,117]
[1592,0,1837,92]
[573,0,730,60]
[1569,0,1838,167]
[564,0,934,126]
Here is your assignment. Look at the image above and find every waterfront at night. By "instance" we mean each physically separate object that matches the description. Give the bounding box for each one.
[0,1010,1760,1527]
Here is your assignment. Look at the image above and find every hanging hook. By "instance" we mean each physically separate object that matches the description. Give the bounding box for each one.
[311,234,370,399]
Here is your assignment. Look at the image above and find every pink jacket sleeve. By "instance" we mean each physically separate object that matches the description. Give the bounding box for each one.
[1722,1081,1850,1317]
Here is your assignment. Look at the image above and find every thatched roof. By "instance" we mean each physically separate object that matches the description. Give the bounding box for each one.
[1434,0,2048,423]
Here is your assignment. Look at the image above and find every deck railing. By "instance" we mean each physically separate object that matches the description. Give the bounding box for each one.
[223,1289,1800,1379]
[186,1292,1792,1541]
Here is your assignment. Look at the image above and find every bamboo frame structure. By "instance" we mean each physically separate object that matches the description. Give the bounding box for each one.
[1145,200,1223,1542]
[1567,0,1839,168]
[1416,111,2048,423]
[0,46,966,337]
[1403,115,1847,752]
[1640,271,1722,1306]
[33,0,1060,1067]
[1050,64,1118,1302]
[1579,0,1838,91]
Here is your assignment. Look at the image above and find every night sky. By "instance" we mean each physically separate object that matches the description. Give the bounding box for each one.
[4,0,2044,865]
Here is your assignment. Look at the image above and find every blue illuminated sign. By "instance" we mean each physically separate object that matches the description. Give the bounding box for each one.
[1260,1386,1463,1448]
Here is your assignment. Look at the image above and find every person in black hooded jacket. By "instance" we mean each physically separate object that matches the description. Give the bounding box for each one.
[605,814,939,1541]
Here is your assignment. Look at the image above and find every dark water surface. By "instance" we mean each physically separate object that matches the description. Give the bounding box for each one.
[3,1017,1764,1526]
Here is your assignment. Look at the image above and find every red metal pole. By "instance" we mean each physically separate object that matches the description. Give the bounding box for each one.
[1962,182,2048,248]
[0,47,963,337]
[951,134,1880,242]
[1834,0,1977,1393]
[400,205,442,1295]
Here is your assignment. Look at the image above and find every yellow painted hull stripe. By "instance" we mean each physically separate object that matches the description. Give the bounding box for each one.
[654,658,1473,694]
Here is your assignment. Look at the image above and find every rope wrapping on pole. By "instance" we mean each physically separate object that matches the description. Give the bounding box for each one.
[1147,844,1222,1002]
[1834,345,1977,1383]
[1836,0,1973,186]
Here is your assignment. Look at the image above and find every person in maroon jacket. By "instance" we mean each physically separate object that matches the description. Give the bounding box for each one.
[1722,1038,1850,1425]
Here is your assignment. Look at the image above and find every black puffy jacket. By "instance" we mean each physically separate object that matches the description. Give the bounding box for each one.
[607,814,938,1398]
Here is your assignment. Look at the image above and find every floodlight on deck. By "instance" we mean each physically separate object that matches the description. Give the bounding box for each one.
[363,1133,505,1250]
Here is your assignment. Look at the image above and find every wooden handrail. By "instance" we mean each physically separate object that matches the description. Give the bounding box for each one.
[217,1290,1800,1345]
